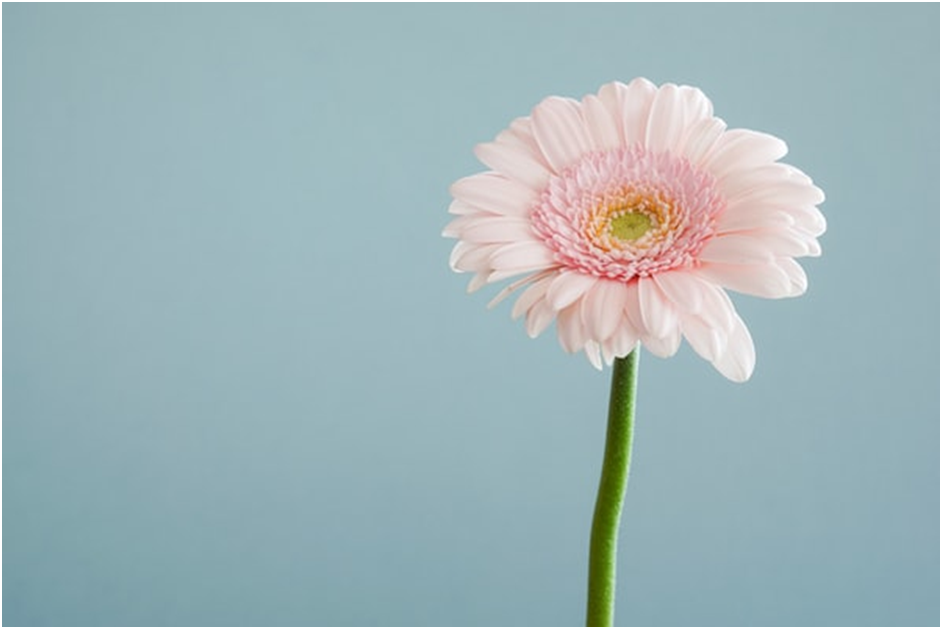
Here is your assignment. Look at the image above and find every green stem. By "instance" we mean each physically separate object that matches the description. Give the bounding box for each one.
[586,348,639,627]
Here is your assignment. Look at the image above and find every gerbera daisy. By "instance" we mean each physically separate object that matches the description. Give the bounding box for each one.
[444,79,825,382]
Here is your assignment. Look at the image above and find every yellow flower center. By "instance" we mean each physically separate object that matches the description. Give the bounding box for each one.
[609,211,652,242]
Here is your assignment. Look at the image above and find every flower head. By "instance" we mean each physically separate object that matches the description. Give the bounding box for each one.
[444,79,825,381]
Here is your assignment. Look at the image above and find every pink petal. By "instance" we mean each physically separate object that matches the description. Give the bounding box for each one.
[531,97,592,173]
[678,85,714,124]
[712,311,755,382]
[597,79,657,148]
[642,326,682,358]
[716,208,795,234]
[695,261,793,299]
[488,241,555,272]
[775,258,808,295]
[645,83,687,153]
[681,314,727,362]
[698,234,776,265]
[583,280,629,342]
[448,241,472,271]
[702,129,788,180]
[442,214,479,238]
[683,118,727,165]
[603,322,640,365]
[788,206,827,237]
[623,280,646,336]
[450,242,499,273]
[616,78,657,147]
[698,283,736,332]
[508,117,552,168]
[653,271,705,315]
[716,163,792,198]
[449,173,536,217]
[556,302,586,353]
[511,274,556,320]
[581,94,621,151]
[546,271,598,310]
[447,200,479,216]
[474,131,551,191]
[525,299,556,338]
[726,178,825,209]
[738,229,815,258]
[457,216,537,244]
[584,341,603,370]
[467,272,488,293]
[487,269,555,309]
[638,277,678,339]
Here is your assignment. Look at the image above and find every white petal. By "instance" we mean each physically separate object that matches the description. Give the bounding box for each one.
[450,173,536,217]
[696,262,793,299]
[645,84,687,153]
[531,96,592,173]
[488,241,555,272]
[712,311,755,382]
[511,274,556,320]
[637,277,677,339]
[546,271,598,310]
[584,280,630,342]
[525,299,556,338]
[474,132,551,191]
[698,234,777,265]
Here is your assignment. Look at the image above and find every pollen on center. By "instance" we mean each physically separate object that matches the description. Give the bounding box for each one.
[609,211,652,242]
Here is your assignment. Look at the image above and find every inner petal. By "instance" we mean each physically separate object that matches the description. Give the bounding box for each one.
[530,145,727,282]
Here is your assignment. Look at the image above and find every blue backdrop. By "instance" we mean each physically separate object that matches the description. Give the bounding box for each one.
[4,4,938,626]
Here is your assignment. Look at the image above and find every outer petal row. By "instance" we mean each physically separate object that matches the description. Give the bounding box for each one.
[512,271,756,382]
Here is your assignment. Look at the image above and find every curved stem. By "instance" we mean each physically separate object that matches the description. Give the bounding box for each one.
[586,348,639,627]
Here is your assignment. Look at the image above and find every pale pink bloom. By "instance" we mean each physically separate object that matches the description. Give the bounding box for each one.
[444,79,825,382]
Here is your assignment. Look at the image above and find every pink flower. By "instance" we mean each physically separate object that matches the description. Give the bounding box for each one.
[444,79,825,382]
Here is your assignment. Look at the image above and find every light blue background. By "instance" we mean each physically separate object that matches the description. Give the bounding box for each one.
[4,4,938,627]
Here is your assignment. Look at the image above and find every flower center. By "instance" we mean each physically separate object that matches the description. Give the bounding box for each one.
[529,146,726,282]
[609,210,652,242]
